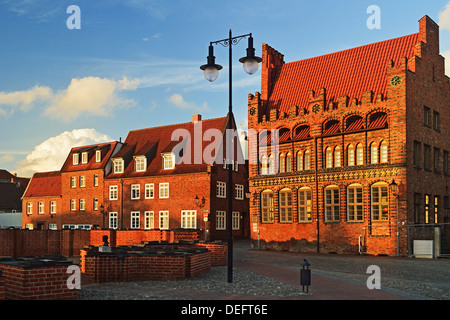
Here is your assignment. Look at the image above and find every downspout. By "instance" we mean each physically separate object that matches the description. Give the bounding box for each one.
[315,137,320,253]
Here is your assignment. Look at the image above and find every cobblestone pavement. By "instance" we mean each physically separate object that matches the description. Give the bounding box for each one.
[78,240,450,300]
[233,240,450,300]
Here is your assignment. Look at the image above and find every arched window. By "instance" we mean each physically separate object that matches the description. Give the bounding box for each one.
[279,153,285,173]
[347,183,363,221]
[370,142,378,164]
[325,147,333,168]
[356,143,364,165]
[380,141,388,163]
[286,152,292,172]
[268,154,275,174]
[371,182,389,221]
[261,190,274,222]
[334,146,341,167]
[304,150,311,170]
[297,151,303,171]
[324,185,339,222]
[347,144,355,166]
[298,187,312,222]
[261,155,268,175]
[279,188,292,222]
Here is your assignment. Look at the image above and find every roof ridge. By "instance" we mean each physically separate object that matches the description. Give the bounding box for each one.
[284,32,419,66]
[127,116,228,133]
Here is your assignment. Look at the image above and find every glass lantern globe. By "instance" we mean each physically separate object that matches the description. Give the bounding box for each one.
[203,66,220,82]
[243,58,259,75]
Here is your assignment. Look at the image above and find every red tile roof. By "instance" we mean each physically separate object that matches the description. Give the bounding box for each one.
[23,171,61,198]
[60,142,119,172]
[106,115,230,178]
[267,33,419,114]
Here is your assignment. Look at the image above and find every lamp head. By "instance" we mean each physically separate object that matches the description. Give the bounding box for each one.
[239,34,262,75]
[200,44,222,82]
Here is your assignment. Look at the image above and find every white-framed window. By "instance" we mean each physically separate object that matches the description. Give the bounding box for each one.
[94,174,99,187]
[70,176,76,188]
[162,153,175,170]
[347,144,355,166]
[145,184,154,199]
[216,211,226,230]
[370,142,378,164]
[261,190,274,223]
[38,201,44,214]
[235,184,244,200]
[49,224,57,230]
[159,211,169,230]
[380,141,388,163]
[131,211,140,229]
[181,210,197,229]
[82,152,88,164]
[304,150,311,170]
[73,153,79,165]
[325,147,333,168]
[113,159,124,174]
[50,201,56,214]
[131,184,140,200]
[109,185,118,200]
[79,176,86,187]
[109,212,118,229]
[334,146,341,167]
[159,183,169,198]
[217,181,226,198]
[135,156,146,172]
[70,199,76,211]
[371,182,389,221]
[347,184,363,221]
[96,150,101,163]
[232,211,240,230]
[25,223,33,230]
[324,186,339,221]
[356,143,364,165]
[27,202,33,215]
[93,198,98,211]
[298,187,312,222]
[145,211,154,229]
[279,188,293,222]
[79,199,85,211]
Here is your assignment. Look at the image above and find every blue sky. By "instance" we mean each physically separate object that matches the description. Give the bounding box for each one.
[1,0,449,176]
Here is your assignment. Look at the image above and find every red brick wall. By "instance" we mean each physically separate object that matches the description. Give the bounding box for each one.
[0,275,5,300]
[0,263,77,300]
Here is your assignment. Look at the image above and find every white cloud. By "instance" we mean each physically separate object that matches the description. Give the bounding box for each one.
[168,93,210,112]
[0,86,52,117]
[15,129,112,177]
[444,49,450,77]
[44,76,140,122]
[439,2,450,31]
[0,76,140,122]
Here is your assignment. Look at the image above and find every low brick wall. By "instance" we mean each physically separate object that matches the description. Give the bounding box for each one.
[0,259,77,300]
[0,274,5,300]
[81,244,214,283]
[196,242,227,266]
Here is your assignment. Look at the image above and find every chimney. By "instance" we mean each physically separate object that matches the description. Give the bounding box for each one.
[193,114,202,122]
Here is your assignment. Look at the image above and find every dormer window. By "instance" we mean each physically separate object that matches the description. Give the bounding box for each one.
[73,153,79,165]
[82,152,88,164]
[162,153,175,170]
[135,156,147,172]
[113,158,124,174]
[96,150,101,163]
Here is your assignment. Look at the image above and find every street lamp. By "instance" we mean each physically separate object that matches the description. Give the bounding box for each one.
[200,30,261,283]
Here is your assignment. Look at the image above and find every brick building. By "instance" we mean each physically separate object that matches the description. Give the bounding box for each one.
[22,171,61,230]
[103,114,249,241]
[22,114,249,241]
[247,16,449,255]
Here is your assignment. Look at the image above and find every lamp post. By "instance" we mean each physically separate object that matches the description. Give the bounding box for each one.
[389,180,399,256]
[200,30,261,283]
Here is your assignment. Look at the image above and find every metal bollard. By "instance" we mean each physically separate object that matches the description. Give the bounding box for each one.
[300,259,311,293]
